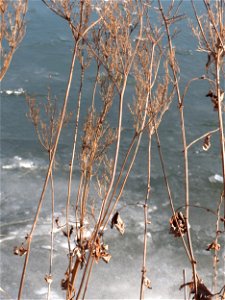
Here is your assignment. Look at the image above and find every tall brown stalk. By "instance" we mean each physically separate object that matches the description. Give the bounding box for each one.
[158,0,198,297]
[191,0,225,295]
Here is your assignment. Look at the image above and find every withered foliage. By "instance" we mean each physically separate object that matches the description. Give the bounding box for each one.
[14,244,27,256]
[61,275,70,291]
[111,211,125,235]
[206,241,220,252]
[144,277,152,290]
[62,225,74,238]
[90,236,111,264]
[44,274,53,285]
[202,134,211,151]
[14,235,29,256]
[205,89,225,112]
[180,278,213,300]
[169,212,187,237]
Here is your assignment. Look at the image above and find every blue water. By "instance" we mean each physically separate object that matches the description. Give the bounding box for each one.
[1,1,224,299]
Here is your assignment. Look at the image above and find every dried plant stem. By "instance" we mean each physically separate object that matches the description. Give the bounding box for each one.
[66,57,85,299]
[91,63,100,111]
[81,255,95,300]
[140,133,152,300]
[77,13,144,289]
[104,133,140,221]
[183,269,188,300]
[47,151,55,300]
[158,1,198,296]
[203,0,225,53]
[191,0,212,52]
[18,43,78,300]
[213,193,224,296]
[155,129,191,261]
[69,258,81,299]
[96,74,128,230]
[102,43,156,230]
[186,128,219,150]
[76,74,129,299]
[215,56,225,228]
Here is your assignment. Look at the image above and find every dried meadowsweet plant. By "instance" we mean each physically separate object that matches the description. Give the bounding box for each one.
[169,211,187,237]
[15,1,225,299]
[0,0,28,80]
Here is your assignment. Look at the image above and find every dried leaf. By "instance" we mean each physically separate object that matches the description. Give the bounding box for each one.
[55,216,60,228]
[196,282,213,299]
[203,134,211,151]
[73,246,83,262]
[62,225,73,238]
[44,274,53,284]
[91,236,102,263]
[169,211,187,237]
[102,253,112,263]
[206,241,220,251]
[180,278,213,299]
[144,277,152,289]
[111,211,125,235]
[90,237,111,264]
[61,278,69,290]
[205,89,224,111]
[14,245,27,256]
